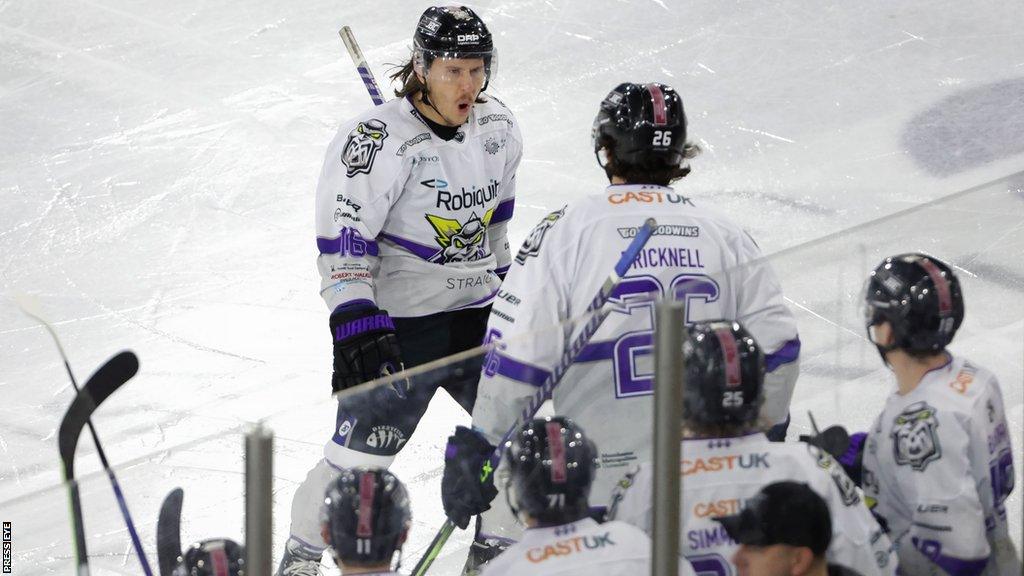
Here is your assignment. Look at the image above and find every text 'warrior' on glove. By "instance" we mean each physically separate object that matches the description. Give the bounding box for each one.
[329,307,403,392]
[442,426,499,529]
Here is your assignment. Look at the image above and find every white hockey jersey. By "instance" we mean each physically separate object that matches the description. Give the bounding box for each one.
[608,433,897,576]
[472,184,800,506]
[314,95,522,317]
[480,517,697,576]
[862,354,1020,576]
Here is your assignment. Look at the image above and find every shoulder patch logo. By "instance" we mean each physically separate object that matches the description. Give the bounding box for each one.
[515,206,566,265]
[891,401,941,471]
[341,119,388,177]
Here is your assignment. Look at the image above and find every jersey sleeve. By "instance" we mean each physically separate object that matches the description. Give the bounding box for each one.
[315,122,406,313]
[732,231,801,424]
[803,445,898,576]
[471,206,570,445]
[899,407,990,575]
[488,119,522,278]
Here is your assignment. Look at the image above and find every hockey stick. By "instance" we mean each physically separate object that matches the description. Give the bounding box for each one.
[339,26,386,105]
[58,350,141,576]
[15,295,156,576]
[156,488,184,576]
[411,218,659,576]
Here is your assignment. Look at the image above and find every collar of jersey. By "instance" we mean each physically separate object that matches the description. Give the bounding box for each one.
[604,183,675,195]
[520,517,599,542]
[402,96,472,146]
[682,431,767,446]
[907,351,955,394]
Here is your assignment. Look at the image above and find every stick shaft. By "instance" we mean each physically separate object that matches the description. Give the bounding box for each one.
[339,26,386,105]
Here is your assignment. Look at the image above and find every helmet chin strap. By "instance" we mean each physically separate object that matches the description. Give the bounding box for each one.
[503,476,526,527]
[866,324,897,368]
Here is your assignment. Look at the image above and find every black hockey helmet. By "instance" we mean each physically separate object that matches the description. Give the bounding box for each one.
[322,467,411,565]
[414,6,495,88]
[863,253,964,354]
[682,320,765,428]
[504,416,598,525]
[592,82,688,169]
[172,538,245,576]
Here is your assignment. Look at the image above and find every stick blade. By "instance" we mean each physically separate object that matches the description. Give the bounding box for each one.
[157,488,184,576]
[58,350,140,476]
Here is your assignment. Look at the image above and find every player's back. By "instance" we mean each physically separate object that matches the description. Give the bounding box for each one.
[479,517,696,576]
[608,433,896,576]
[536,183,796,494]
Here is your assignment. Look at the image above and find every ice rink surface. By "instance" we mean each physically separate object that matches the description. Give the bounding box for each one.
[1,0,1022,573]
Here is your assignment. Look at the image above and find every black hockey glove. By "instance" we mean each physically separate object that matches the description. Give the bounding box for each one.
[799,426,866,485]
[442,426,499,529]
[329,307,403,393]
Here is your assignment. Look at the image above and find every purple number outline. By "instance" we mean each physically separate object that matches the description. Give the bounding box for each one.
[609,273,720,398]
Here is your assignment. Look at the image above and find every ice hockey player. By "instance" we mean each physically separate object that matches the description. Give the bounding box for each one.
[441,81,800,566]
[320,467,412,576]
[852,253,1020,575]
[280,5,522,574]
[715,481,864,576]
[606,320,896,576]
[470,416,696,575]
[172,538,245,576]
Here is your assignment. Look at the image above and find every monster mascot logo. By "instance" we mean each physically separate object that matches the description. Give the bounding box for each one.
[891,401,942,471]
[341,119,388,177]
[425,210,495,263]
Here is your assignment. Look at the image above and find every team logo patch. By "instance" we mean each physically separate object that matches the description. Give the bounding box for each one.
[366,425,407,452]
[341,119,388,177]
[515,206,566,265]
[891,401,941,471]
[425,209,494,263]
[484,136,504,154]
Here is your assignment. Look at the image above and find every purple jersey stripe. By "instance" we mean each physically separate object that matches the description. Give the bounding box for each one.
[379,232,438,261]
[453,288,499,310]
[493,352,550,386]
[765,338,801,372]
[575,340,617,362]
[491,198,515,223]
[317,233,380,256]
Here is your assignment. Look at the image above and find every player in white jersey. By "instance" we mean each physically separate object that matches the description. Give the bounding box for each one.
[469,416,696,576]
[853,253,1020,576]
[607,321,896,576]
[320,468,411,576]
[440,81,800,566]
[280,6,522,575]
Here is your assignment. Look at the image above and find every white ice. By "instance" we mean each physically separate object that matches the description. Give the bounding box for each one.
[2,0,1023,574]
